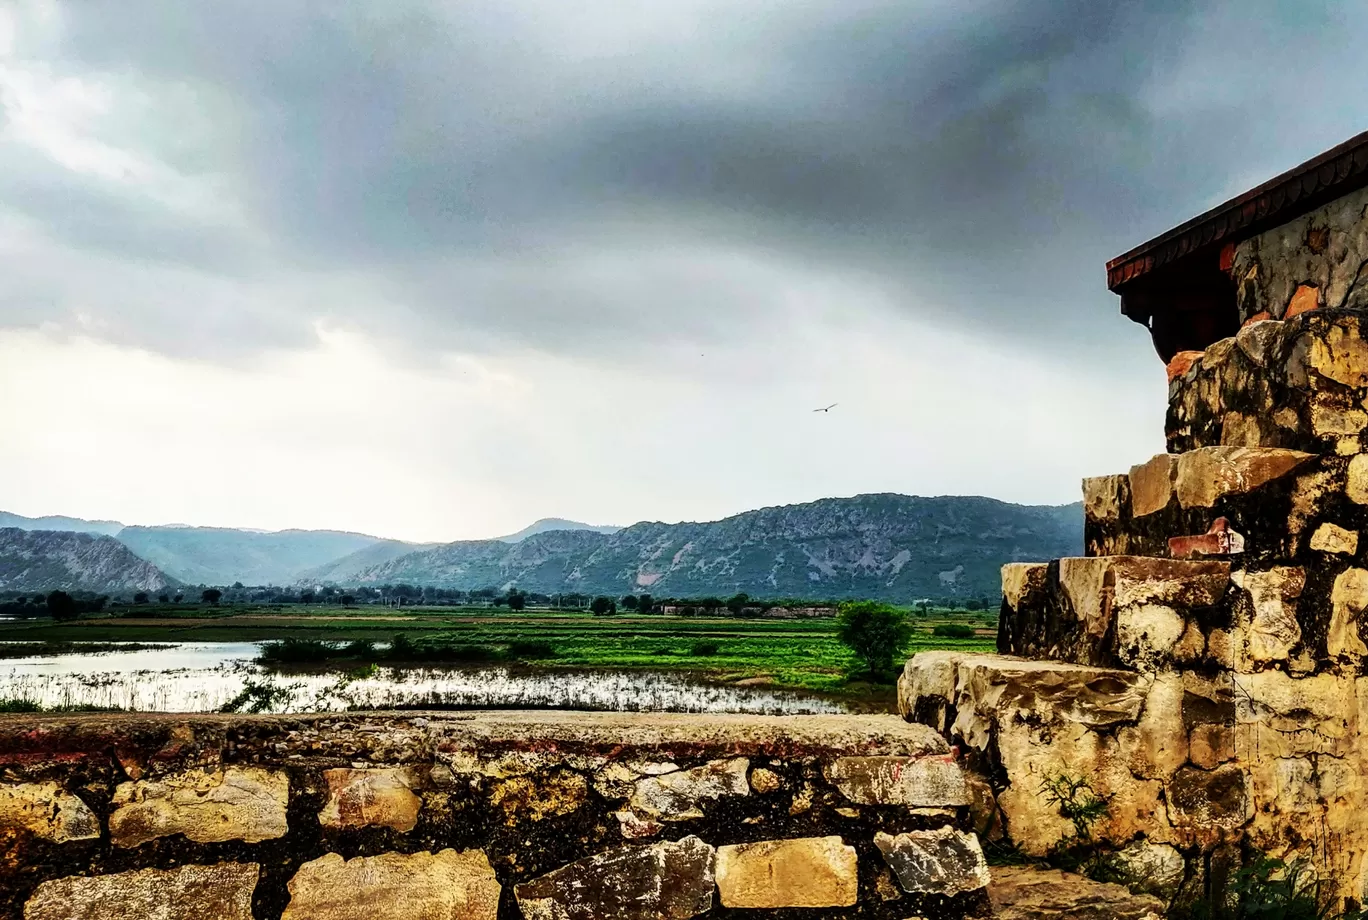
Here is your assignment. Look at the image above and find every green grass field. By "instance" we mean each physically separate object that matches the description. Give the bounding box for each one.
[0,604,998,697]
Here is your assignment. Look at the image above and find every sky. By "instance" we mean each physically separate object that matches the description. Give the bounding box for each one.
[2,1,1368,543]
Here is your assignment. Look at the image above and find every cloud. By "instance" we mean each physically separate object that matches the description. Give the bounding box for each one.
[2,1,1368,533]
[4,0,1366,368]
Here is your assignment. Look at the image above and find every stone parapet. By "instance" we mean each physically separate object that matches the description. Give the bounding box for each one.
[0,711,991,920]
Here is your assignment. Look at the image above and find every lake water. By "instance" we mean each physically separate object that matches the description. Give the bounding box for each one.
[0,642,847,714]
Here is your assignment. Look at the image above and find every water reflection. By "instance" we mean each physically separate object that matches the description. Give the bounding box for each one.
[0,642,846,715]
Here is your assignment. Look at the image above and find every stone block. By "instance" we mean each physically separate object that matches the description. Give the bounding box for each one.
[629,757,748,820]
[0,780,99,842]
[1233,567,1305,666]
[282,850,500,920]
[110,766,289,847]
[24,863,259,920]
[1129,453,1178,517]
[1167,765,1252,832]
[318,767,421,832]
[1173,447,1314,509]
[515,836,715,920]
[825,755,969,807]
[989,866,1165,920]
[1001,562,1048,610]
[1082,474,1129,524]
[1311,522,1359,554]
[875,827,990,896]
[715,836,858,908]
[1329,568,1368,662]
[1107,840,1186,902]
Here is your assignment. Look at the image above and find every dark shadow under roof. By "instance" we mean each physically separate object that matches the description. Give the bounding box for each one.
[1107,130,1368,292]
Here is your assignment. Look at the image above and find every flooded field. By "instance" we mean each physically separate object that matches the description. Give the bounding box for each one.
[0,642,848,714]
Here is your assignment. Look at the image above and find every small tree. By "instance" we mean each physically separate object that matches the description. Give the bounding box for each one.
[201,588,223,605]
[132,591,149,604]
[590,595,617,616]
[725,592,750,614]
[620,594,638,611]
[836,601,914,680]
[173,593,184,603]
[638,593,653,614]
[507,591,526,611]
[158,594,170,604]
[339,594,356,606]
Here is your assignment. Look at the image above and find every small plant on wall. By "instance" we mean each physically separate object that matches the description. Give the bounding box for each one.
[1038,771,1111,875]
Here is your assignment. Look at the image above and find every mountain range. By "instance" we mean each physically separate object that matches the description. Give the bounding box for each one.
[0,496,1082,602]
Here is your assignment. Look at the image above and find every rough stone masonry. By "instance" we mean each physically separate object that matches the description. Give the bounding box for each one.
[902,130,1368,914]
[0,712,996,919]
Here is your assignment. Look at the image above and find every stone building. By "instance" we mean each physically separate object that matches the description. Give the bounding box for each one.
[901,129,1368,913]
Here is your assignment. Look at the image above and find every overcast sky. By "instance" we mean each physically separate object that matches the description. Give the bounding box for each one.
[3,1,1367,542]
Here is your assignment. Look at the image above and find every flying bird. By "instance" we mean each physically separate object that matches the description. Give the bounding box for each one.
[813,403,837,413]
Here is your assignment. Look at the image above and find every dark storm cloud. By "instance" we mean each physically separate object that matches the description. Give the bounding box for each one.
[5,0,1367,362]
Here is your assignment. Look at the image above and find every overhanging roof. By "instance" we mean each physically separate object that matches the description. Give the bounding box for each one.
[1107,130,1368,292]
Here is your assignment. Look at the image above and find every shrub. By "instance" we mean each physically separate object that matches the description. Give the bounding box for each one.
[0,699,42,713]
[590,596,617,615]
[932,623,977,639]
[1173,854,1356,920]
[258,638,341,664]
[690,641,721,656]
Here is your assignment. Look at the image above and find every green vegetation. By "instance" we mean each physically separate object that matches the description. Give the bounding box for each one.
[0,602,995,697]
[1172,854,1364,920]
[0,641,174,658]
[0,698,122,713]
[1039,771,1111,876]
[932,623,977,639]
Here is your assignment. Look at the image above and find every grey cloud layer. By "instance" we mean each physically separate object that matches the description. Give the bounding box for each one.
[5,0,1367,362]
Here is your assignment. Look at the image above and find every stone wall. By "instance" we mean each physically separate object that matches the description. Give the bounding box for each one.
[902,260,1368,910]
[0,711,993,920]
[1232,183,1368,325]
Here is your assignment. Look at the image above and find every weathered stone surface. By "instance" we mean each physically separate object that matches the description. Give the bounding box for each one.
[900,652,1152,745]
[282,850,499,920]
[1311,522,1359,554]
[1167,350,1205,382]
[110,766,289,847]
[1329,568,1368,661]
[1052,556,1229,669]
[1129,453,1178,517]
[989,866,1164,920]
[1108,840,1186,901]
[515,836,715,920]
[1117,672,1187,780]
[749,767,780,794]
[1082,474,1129,523]
[1167,764,1251,831]
[0,780,99,842]
[1233,567,1305,665]
[826,755,969,807]
[715,836,858,908]
[1349,454,1368,504]
[318,767,421,832]
[1287,283,1321,318]
[1001,562,1048,610]
[614,809,663,839]
[629,757,748,820]
[24,863,259,920]
[490,770,587,821]
[1173,446,1314,509]
[874,827,989,896]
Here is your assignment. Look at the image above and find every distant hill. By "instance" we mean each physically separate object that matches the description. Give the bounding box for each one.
[115,526,385,586]
[495,518,622,543]
[0,528,171,593]
[297,538,439,584]
[0,511,124,537]
[352,494,1083,602]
